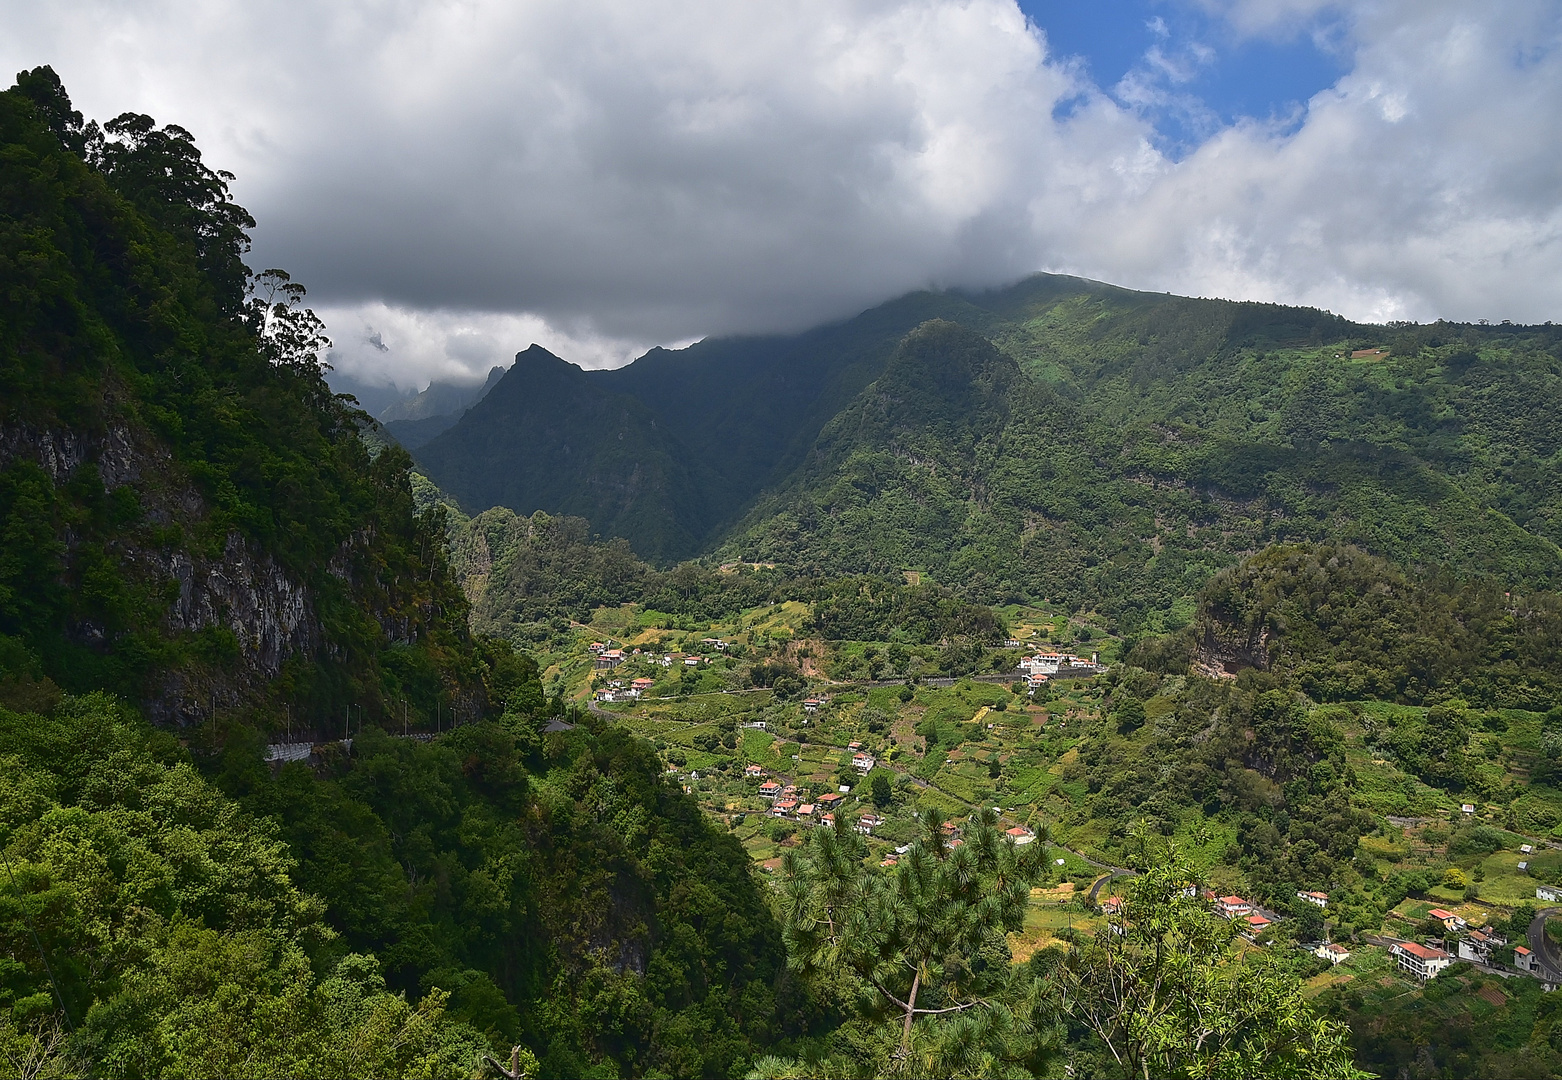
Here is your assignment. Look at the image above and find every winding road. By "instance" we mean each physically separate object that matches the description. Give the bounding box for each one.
[1528,907,1562,982]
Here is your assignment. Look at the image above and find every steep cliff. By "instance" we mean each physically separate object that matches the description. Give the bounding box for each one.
[0,69,483,731]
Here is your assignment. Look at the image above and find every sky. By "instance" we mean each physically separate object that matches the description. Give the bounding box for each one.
[2,0,1560,392]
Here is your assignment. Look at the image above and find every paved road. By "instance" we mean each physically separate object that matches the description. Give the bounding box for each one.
[1087,870,1136,903]
[1528,907,1562,981]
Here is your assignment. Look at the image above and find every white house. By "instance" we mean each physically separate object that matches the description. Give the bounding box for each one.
[852,752,875,775]
[1515,946,1539,973]
[1458,929,1503,964]
[1295,890,1329,908]
[1214,896,1252,919]
[1315,943,1351,965]
[1427,908,1467,932]
[1538,885,1562,903]
[1391,941,1453,981]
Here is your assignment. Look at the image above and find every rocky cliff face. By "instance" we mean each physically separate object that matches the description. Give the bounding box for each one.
[1195,614,1273,678]
[0,416,318,724]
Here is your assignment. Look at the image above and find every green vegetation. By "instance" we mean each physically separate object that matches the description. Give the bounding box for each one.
[0,66,474,726]
[11,62,1562,1080]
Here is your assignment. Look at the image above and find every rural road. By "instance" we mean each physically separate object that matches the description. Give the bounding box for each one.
[1528,907,1562,981]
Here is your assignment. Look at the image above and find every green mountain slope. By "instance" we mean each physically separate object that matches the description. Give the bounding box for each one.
[0,69,795,1079]
[416,345,719,561]
[726,298,1562,631]
[420,270,1562,634]
[0,69,482,726]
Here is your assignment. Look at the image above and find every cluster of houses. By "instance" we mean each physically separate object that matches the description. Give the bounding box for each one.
[1211,893,1281,940]
[594,676,657,702]
[588,640,716,672]
[759,781,851,826]
[1015,651,1105,692]
[1379,905,1552,983]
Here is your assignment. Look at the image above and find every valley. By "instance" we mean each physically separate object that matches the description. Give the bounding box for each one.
[4,66,1562,1078]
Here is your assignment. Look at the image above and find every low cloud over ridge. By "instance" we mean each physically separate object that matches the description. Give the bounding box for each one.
[4,0,1559,386]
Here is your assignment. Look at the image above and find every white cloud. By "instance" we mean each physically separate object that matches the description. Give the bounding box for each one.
[1,0,1559,385]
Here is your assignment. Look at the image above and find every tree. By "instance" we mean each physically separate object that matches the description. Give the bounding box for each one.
[776,808,1051,1076]
[1114,696,1147,735]
[1060,856,1367,1080]
[870,771,894,808]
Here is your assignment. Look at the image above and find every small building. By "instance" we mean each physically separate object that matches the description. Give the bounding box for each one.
[1315,943,1351,965]
[880,855,899,868]
[796,802,816,820]
[820,813,835,828]
[1515,946,1538,973]
[856,814,881,834]
[1241,914,1272,940]
[773,799,798,817]
[1459,929,1504,964]
[817,792,844,809]
[1100,896,1124,916]
[758,781,782,800]
[1214,896,1252,919]
[588,642,607,653]
[1427,908,1468,932]
[632,677,656,691]
[1538,885,1562,903]
[852,753,875,774]
[1392,941,1453,981]
[683,656,701,667]
[803,699,822,713]
[1296,890,1329,908]
[1521,844,1535,854]
[1005,826,1035,845]
[594,649,624,669]
[745,764,765,778]
[1461,803,1476,815]
[847,741,862,750]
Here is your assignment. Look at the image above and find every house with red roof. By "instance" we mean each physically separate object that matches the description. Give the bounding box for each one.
[1392,941,1453,980]
[1241,914,1272,940]
[1427,908,1467,932]
[758,780,781,799]
[1214,896,1251,919]
[1315,943,1350,965]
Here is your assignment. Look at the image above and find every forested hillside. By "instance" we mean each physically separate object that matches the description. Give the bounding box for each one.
[0,66,475,729]
[0,69,796,1080]
[413,268,1562,639]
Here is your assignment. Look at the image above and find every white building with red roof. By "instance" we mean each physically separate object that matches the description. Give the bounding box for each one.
[1392,941,1453,980]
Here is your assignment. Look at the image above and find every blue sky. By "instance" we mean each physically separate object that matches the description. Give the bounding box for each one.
[1019,0,1349,153]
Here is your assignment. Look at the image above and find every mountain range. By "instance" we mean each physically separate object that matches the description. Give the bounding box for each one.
[407,277,1562,632]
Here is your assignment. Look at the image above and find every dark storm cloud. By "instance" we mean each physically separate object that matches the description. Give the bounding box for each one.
[4,0,1560,387]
